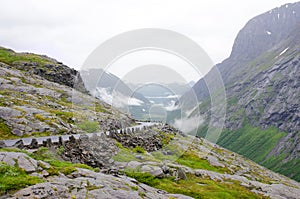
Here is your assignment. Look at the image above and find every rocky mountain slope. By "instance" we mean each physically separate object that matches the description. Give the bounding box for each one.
[1,46,300,198]
[176,2,300,181]
[2,125,300,199]
[0,47,134,140]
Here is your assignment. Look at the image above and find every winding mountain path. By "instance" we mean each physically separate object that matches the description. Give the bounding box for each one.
[2,122,159,147]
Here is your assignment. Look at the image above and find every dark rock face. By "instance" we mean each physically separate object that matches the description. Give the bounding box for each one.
[0,47,87,93]
[111,128,164,152]
[61,134,117,168]
[110,124,180,152]
[13,61,87,93]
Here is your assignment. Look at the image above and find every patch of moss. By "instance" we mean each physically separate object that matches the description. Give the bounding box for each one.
[86,184,103,191]
[0,90,13,96]
[77,120,99,133]
[20,76,28,84]
[30,131,52,137]
[52,111,73,121]
[0,97,7,107]
[157,130,174,146]
[114,141,124,149]
[0,119,19,140]
[130,185,139,191]
[0,162,43,195]
[95,103,111,114]
[60,95,71,104]
[176,150,230,174]
[132,146,146,154]
[138,192,146,198]
[0,48,53,66]
[0,148,29,154]
[113,147,137,162]
[34,114,47,122]
[113,141,157,162]
[56,146,65,156]
[151,151,178,162]
[58,129,68,134]
[30,147,94,176]
[125,171,267,199]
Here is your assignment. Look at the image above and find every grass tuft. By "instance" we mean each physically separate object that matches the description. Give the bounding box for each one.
[0,162,43,195]
[77,120,99,133]
[125,170,267,199]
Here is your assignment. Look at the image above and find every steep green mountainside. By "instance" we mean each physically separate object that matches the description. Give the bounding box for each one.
[216,31,300,179]
[0,47,135,139]
[177,2,300,181]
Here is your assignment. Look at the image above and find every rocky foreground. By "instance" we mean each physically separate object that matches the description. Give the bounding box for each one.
[1,125,300,199]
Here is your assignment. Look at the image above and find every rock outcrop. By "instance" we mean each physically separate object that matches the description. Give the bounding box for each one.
[0,47,87,93]
[61,134,118,168]
[0,60,134,139]
[9,168,193,199]
[0,152,50,173]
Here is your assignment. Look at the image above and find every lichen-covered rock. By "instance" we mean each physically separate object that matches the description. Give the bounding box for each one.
[8,168,193,199]
[0,152,48,173]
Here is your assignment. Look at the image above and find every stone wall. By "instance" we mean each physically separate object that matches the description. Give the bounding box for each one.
[0,123,160,150]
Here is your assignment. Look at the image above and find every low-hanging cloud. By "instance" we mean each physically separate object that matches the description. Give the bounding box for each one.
[173,115,204,133]
[95,87,144,108]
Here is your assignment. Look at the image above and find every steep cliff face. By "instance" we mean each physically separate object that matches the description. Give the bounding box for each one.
[223,30,300,133]
[177,2,300,181]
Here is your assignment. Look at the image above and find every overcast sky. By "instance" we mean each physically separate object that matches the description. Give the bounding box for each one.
[0,0,298,81]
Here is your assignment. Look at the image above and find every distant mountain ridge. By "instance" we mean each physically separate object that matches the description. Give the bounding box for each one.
[80,68,149,106]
